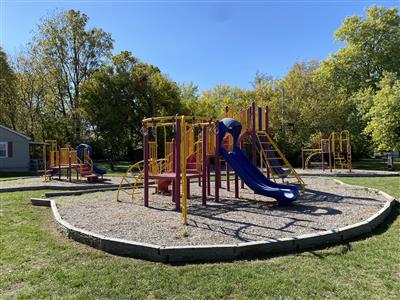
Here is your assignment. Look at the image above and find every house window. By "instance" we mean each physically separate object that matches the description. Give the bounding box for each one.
[0,142,7,158]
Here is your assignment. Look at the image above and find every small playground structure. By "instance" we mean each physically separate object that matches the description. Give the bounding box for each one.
[301,131,352,172]
[43,141,107,182]
[117,102,305,224]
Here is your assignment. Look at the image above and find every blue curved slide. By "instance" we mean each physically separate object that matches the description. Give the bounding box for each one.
[218,118,299,205]
[76,144,107,176]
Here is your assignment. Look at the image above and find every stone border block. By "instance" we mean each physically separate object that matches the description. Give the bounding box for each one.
[31,198,51,207]
[237,238,296,258]
[293,229,342,250]
[160,244,238,263]
[101,238,164,262]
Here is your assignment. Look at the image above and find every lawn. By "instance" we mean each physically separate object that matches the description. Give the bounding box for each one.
[94,161,133,176]
[0,177,399,299]
[351,158,400,171]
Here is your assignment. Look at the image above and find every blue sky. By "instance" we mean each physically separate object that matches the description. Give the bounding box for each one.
[1,0,399,90]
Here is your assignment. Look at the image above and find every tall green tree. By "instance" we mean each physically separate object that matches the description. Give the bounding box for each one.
[318,6,400,94]
[363,72,400,151]
[82,51,182,164]
[0,47,19,129]
[31,9,113,142]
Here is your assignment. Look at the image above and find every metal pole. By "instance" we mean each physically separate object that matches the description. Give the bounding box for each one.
[265,106,270,178]
[172,139,176,202]
[58,145,61,180]
[175,118,181,211]
[181,117,187,224]
[202,125,207,205]
[234,172,239,198]
[328,136,332,172]
[321,137,325,172]
[251,102,256,165]
[240,139,244,189]
[215,121,220,202]
[68,147,71,182]
[143,124,149,207]
[225,106,230,191]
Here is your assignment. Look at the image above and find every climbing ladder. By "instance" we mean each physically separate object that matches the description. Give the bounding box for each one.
[256,131,305,193]
[331,130,352,171]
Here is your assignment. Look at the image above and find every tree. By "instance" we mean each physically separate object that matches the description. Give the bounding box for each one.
[180,82,199,115]
[364,72,400,151]
[0,47,19,129]
[31,9,113,142]
[82,51,183,165]
[318,6,400,94]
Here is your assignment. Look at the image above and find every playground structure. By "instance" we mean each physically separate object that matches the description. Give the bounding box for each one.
[43,141,107,182]
[116,102,305,224]
[301,130,352,172]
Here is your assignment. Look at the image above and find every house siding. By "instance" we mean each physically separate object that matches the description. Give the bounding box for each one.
[0,127,30,172]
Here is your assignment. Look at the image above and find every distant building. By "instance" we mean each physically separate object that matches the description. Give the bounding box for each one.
[0,125,41,172]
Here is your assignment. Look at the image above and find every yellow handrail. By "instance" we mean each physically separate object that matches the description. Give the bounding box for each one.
[256,131,305,193]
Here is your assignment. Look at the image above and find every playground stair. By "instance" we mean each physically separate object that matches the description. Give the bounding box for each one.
[256,131,305,193]
[76,164,99,183]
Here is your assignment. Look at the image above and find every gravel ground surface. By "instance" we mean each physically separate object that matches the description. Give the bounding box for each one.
[55,177,389,246]
[0,176,123,189]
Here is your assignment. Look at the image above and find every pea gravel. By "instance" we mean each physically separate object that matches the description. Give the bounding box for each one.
[54,177,389,246]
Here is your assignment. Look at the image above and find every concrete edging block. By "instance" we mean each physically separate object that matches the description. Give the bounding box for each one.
[101,238,164,262]
[237,238,296,258]
[336,221,372,241]
[30,198,51,207]
[293,229,342,250]
[160,244,238,263]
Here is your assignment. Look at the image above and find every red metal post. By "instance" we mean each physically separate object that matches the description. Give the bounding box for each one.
[58,145,61,180]
[68,147,71,182]
[328,137,332,172]
[321,138,325,172]
[143,124,149,207]
[225,106,230,191]
[175,118,181,211]
[202,125,207,205]
[234,173,239,198]
[207,157,211,196]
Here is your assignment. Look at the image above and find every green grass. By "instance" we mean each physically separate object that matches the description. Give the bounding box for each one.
[94,161,134,176]
[352,158,400,171]
[0,178,399,299]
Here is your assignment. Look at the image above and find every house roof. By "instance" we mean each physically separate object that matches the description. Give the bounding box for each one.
[0,125,32,141]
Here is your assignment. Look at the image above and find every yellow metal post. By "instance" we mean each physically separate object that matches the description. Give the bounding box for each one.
[181,116,188,225]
